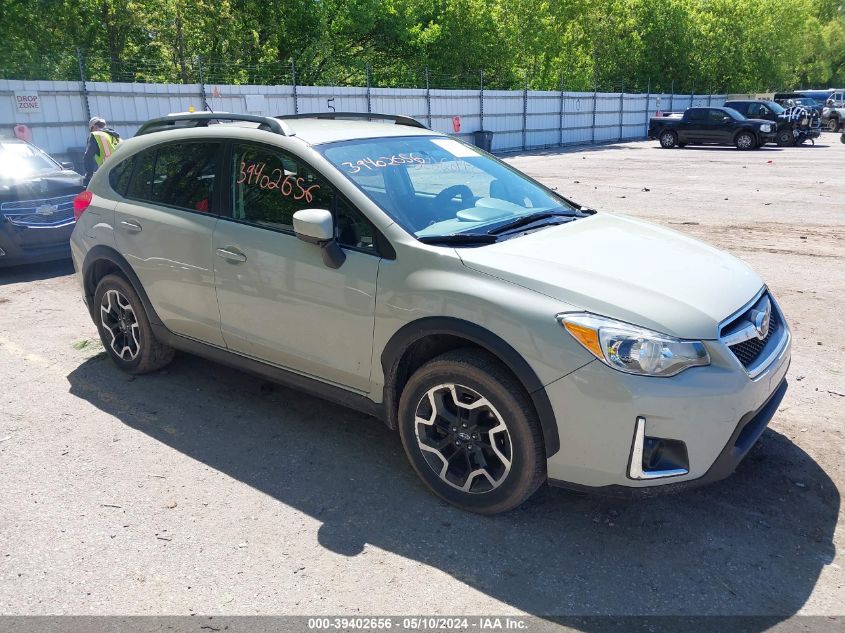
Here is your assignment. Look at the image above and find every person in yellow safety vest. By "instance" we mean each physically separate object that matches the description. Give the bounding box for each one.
[83,116,121,186]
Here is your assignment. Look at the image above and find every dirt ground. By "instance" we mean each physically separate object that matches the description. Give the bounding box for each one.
[0,136,843,625]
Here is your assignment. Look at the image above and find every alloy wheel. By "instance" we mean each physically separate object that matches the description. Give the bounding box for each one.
[414,383,513,493]
[737,133,754,149]
[100,289,141,361]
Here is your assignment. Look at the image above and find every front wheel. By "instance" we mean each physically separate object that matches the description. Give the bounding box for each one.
[94,274,174,374]
[658,130,678,149]
[397,349,546,514]
[735,131,756,150]
[826,118,840,132]
[776,129,795,147]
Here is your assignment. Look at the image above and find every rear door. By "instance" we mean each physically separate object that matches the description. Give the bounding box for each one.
[114,140,225,347]
[212,141,381,392]
[681,108,709,141]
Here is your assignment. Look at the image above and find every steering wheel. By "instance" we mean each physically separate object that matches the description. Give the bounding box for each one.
[431,184,475,220]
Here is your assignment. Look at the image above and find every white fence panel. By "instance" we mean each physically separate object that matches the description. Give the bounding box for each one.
[0,79,737,159]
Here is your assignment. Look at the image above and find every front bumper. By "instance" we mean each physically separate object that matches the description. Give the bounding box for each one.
[544,319,791,491]
[0,227,73,267]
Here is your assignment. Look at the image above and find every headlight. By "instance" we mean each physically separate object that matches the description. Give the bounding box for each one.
[760,124,772,132]
[559,313,710,377]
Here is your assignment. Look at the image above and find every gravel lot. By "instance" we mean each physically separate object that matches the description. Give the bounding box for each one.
[1,137,843,624]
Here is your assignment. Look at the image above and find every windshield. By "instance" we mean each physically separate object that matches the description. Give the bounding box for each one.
[0,141,60,179]
[765,101,786,114]
[320,136,575,239]
[793,98,818,107]
[723,107,745,121]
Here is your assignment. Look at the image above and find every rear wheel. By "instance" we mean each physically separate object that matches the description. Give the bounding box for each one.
[94,274,174,374]
[826,118,840,132]
[658,130,678,149]
[398,349,546,514]
[735,131,755,150]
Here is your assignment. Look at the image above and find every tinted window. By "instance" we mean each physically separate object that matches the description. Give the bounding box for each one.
[708,109,729,122]
[125,143,219,213]
[726,102,748,114]
[336,197,377,252]
[109,157,134,196]
[231,144,333,232]
[686,109,708,121]
[151,143,219,212]
[126,149,155,200]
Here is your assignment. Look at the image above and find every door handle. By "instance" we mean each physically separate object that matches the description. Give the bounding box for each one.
[120,220,142,233]
[216,247,247,263]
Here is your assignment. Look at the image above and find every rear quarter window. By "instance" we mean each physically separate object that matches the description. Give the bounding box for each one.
[108,157,134,196]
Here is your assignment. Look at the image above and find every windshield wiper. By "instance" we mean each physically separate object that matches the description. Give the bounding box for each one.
[417,233,498,245]
[487,211,575,235]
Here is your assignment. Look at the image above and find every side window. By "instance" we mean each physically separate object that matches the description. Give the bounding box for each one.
[151,143,219,212]
[126,148,155,200]
[109,157,134,196]
[336,197,377,253]
[687,109,707,122]
[124,143,219,214]
[709,109,728,122]
[231,144,333,232]
[746,103,761,116]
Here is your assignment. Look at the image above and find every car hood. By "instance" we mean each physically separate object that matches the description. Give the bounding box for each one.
[457,213,763,340]
[0,169,84,203]
[746,118,773,126]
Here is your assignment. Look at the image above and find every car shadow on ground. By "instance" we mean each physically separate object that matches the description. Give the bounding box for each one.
[67,352,839,622]
[0,258,73,286]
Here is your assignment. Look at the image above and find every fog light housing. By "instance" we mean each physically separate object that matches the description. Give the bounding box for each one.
[629,417,690,480]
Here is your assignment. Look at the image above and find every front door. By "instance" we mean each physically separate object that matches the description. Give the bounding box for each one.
[213,142,381,392]
[114,140,225,347]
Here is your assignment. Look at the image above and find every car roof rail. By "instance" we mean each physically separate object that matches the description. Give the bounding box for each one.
[275,112,429,129]
[136,112,291,137]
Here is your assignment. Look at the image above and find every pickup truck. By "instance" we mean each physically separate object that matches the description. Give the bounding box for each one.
[648,107,777,150]
[725,99,822,146]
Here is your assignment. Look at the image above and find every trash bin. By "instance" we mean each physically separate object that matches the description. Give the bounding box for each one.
[473,130,493,152]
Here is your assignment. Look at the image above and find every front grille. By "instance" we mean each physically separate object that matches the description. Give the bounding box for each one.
[729,309,780,368]
[720,292,787,375]
[1,193,77,227]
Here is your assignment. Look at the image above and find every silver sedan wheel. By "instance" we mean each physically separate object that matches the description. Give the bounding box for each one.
[414,383,513,494]
[100,289,141,361]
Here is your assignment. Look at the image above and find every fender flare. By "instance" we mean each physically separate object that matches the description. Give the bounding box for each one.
[81,245,163,326]
[381,317,561,457]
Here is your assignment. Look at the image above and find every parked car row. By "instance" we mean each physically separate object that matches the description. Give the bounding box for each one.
[647,97,835,150]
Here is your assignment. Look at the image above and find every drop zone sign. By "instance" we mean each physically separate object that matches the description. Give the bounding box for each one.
[15,91,41,114]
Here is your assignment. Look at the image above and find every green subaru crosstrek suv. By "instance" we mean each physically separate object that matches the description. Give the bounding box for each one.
[70,112,790,513]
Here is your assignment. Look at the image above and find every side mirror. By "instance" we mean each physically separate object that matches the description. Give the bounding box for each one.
[60,161,75,170]
[292,208,345,269]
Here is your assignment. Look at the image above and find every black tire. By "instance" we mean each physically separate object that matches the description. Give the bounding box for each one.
[826,118,840,133]
[93,273,174,374]
[776,129,795,147]
[397,348,546,514]
[658,130,677,149]
[735,131,756,150]
[840,132,845,144]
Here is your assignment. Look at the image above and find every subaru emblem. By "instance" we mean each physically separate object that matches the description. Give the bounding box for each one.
[750,300,771,340]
